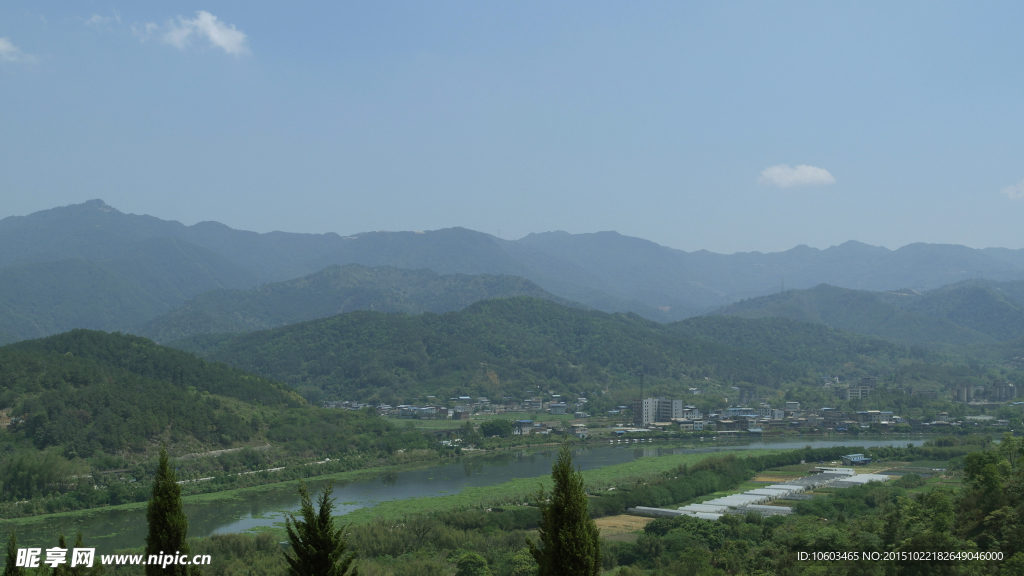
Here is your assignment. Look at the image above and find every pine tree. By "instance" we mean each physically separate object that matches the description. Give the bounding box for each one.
[3,531,23,576]
[53,534,71,576]
[528,440,601,576]
[70,533,104,576]
[145,447,197,576]
[283,481,357,576]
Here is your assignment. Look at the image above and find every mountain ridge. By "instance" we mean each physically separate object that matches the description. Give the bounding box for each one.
[3,200,1024,342]
[136,264,580,343]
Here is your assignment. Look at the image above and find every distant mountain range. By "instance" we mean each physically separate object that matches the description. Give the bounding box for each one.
[711,279,1024,350]
[137,264,574,343]
[3,199,1024,343]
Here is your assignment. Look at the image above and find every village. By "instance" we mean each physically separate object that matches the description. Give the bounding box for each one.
[322,377,1022,442]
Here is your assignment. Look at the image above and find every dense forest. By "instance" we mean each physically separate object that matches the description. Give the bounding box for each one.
[168,297,1013,406]
[187,298,816,403]
[0,330,436,512]
[712,280,1024,352]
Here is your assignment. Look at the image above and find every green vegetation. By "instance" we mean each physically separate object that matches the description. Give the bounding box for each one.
[0,330,297,457]
[0,331,444,518]
[712,279,1024,353]
[165,296,1021,417]
[478,419,514,438]
[145,447,196,576]
[0,238,256,342]
[2,531,19,576]
[529,442,601,575]
[340,442,1020,575]
[283,482,357,576]
[670,315,931,372]
[713,284,997,349]
[191,297,814,403]
[139,264,574,343]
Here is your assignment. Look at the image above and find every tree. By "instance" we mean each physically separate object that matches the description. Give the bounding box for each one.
[998,432,1022,470]
[479,419,514,438]
[70,532,104,576]
[53,534,72,576]
[528,440,601,575]
[454,552,492,576]
[145,446,197,576]
[508,548,536,576]
[3,531,23,576]
[283,481,357,576]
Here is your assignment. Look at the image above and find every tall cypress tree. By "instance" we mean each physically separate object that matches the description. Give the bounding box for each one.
[69,533,103,576]
[528,440,601,576]
[53,534,71,576]
[145,447,197,576]
[283,481,357,576]
[3,531,23,576]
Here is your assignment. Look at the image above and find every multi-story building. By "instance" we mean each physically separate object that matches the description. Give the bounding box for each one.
[682,405,702,420]
[632,398,683,426]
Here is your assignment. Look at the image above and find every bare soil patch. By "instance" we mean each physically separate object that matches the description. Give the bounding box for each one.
[596,514,655,542]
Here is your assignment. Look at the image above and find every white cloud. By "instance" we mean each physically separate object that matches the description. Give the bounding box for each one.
[158,11,249,55]
[1002,180,1024,201]
[86,11,121,28]
[0,37,37,64]
[131,22,159,40]
[758,164,836,188]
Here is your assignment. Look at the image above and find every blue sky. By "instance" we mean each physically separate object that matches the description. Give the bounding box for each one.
[2,2,1023,253]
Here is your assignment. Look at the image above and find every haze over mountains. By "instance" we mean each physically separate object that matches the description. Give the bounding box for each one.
[137,265,574,343]
[713,280,1024,351]
[3,199,1024,345]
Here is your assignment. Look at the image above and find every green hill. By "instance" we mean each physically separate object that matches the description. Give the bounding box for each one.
[136,264,578,343]
[0,259,165,340]
[192,297,831,403]
[0,331,302,458]
[668,315,930,372]
[710,280,1024,350]
[0,330,442,510]
[883,280,1024,342]
[711,284,997,349]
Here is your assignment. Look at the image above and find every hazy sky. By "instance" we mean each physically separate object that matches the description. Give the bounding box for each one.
[2,2,1023,253]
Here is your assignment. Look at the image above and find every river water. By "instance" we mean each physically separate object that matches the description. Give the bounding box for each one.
[6,437,926,553]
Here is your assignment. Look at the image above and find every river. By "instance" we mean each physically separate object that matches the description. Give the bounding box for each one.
[5,437,927,553]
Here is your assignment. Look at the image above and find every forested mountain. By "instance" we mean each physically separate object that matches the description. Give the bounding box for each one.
[172,296,991,405]
[668,315,930,371]
[711,280,1024,350]
[710,285,996,349]
[183,297,805,403]
[3,200,1024,340]
[136,264,577,343]
[0,331,302,457]
[0,237,256,341]
[519,232,1024,312]
[887,280,1024,342]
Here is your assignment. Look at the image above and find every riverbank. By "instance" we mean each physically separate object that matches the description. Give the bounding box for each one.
[1,436,935,554]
